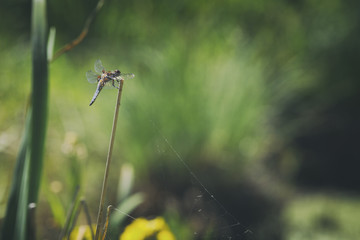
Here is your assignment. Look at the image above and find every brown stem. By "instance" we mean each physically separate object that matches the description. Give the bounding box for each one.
[94,79,124,240]
[50,0,105,62]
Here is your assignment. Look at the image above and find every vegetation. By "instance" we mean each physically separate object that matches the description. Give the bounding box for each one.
[0,0,359,239]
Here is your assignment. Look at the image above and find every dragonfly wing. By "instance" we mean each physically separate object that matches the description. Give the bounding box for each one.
[119,73,135,80]
[86,70,99,84]
[94,59,105,73]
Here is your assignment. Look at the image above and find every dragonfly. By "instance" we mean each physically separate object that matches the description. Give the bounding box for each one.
[86,59,135,106]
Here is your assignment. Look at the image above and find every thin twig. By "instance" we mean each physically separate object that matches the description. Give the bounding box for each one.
[95,80,125,240]
[81,200,95,240]
[58,186,80,240]
[27,203,37,240]
[101,205,113,240]
[67,201,83,240]
[50,0,105,62]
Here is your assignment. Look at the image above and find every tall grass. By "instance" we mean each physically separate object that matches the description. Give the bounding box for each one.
[0,0,48,239]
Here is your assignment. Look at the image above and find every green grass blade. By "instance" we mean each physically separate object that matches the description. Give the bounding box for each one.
[47,27,56,62]
[108,193,144,239]
[29,0,48,204]
[0,111,31,240]
[1,0,48,239]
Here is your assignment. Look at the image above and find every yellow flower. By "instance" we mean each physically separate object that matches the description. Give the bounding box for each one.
[120,217,176,240]
[157,229,176,240]
[66,224,95,240]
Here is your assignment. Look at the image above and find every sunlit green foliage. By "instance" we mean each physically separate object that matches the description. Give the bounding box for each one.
[1,0,360,239]
[284,194,360,240]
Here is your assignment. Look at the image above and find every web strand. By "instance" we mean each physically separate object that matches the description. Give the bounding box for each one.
[119,94,254,238]
[152,122,253,236]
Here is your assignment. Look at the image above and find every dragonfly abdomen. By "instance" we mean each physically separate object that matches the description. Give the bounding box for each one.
[89,82,104,106]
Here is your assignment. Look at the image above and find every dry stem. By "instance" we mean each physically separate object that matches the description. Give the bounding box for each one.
[94,79,124,240]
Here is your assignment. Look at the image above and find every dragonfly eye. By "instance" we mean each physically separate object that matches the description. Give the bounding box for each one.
[115,70,121,75]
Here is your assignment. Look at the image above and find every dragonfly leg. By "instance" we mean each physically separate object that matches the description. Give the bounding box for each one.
[112,79,119,89]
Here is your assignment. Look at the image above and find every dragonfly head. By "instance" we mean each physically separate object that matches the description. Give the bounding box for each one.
[114,69,121,76]
[110,69,122,80]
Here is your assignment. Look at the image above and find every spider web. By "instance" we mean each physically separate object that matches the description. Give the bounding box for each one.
[152,128,253,240]
[106,123,253,239]
[100,86,254,240]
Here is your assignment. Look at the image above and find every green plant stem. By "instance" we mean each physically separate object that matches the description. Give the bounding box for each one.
[81,200,95,240]
[1,0,48,239]
[95,80,125,240]
[29,0,48,204]
[58,186,80,240]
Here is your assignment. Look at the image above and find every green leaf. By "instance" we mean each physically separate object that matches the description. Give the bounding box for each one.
[108,193,144,239]
[0,111,31,240]
[47,27,56,62]
[29,0,48,206]
[1,0,49,239]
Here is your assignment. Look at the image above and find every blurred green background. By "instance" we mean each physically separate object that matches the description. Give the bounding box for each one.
[1,0,360,239]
